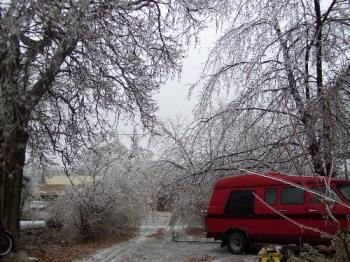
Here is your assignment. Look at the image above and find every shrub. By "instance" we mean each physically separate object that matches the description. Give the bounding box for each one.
[50,175,143,241]
[167,182,211,227]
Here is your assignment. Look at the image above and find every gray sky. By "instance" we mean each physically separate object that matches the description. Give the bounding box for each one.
[154,0,335,122]
[155,27,218,121]
[117,27,218,148]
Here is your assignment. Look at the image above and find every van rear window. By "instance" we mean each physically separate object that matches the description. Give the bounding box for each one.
[281,187,304,205]
[224,190,255,217]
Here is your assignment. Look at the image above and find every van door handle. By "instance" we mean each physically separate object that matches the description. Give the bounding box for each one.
[308,209,317,212]
[279,209,287,212]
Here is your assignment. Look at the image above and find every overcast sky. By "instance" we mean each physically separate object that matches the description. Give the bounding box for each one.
[155,26,218,121]
[154,0,335,122]
[117,27,218,148]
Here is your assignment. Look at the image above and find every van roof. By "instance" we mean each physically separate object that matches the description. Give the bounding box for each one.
[214,172,347,189]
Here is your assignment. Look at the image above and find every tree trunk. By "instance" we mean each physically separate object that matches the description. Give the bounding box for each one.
[0,124,28,233]
[304,118,325,176]
[314,0,334,177]
[274,20,326,177]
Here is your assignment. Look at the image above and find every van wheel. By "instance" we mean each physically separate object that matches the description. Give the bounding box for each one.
[227,231,248,254]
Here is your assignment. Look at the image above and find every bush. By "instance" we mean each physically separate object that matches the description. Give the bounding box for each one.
[167,182,211,227]
[332,233,350,262]
[49,175,143,241]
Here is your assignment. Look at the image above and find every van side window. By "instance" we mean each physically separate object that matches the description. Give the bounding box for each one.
[265,188,277,205]
[338,184,350,201]
[224,190,255,217]
[281,187,304,205]
[312,186,340,204]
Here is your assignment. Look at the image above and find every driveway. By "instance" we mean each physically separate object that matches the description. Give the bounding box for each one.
[78,212,258,262]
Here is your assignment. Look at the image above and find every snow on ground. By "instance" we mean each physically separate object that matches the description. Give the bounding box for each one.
[20,220,46,230]
[78,212,258,262]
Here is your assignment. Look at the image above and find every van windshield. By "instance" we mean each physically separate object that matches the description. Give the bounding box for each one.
[337,184,350,201]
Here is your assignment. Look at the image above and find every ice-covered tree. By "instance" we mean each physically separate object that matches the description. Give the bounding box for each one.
[195,0,350,177]
[50,138,149,240]
[0,0,211,232]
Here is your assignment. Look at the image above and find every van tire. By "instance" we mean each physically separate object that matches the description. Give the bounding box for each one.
[227,231,248,254]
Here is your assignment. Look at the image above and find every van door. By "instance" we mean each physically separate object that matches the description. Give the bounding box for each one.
[332,202,349,233]
[256,187,279,243]
[268,186,306,244]
[326,185,348,230]
[222,189,266,242]
[303,185,347,244]
[303,186,332,243]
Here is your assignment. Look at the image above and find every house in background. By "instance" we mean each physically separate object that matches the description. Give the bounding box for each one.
[36,175,94,200]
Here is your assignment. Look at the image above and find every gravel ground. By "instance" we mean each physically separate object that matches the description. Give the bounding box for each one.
[78,212,259,262]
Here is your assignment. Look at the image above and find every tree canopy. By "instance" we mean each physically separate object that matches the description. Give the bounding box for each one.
[0,0,211,231]
[193,0,350,177]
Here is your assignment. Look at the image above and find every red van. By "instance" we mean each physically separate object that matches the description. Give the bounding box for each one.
[205,172,350,254]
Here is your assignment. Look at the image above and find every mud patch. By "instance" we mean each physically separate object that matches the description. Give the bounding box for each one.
[148,228,166,239]
[185,227,206,239]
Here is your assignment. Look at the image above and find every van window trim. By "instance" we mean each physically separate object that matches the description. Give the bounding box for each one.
[280,186,305,205]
